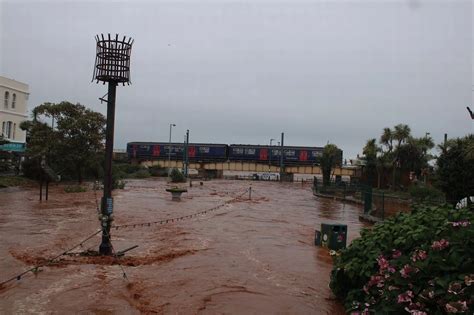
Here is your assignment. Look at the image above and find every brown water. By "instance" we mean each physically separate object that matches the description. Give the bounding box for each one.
[0,179,365,314]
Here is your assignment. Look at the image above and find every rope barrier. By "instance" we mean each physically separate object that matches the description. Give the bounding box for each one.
[0,186,254,288]
[0,229,102,288]
[111,187,250,231]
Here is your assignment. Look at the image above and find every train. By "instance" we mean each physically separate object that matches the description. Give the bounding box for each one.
[127,142,343,166]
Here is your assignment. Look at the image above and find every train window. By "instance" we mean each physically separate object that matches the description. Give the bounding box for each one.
[285,150,295,156]
[233,148,244,154]
[140,145,150,150]
[272,149,281,156]
[312,151,322,157]
[199,147,210,153]
[245,148,256,155]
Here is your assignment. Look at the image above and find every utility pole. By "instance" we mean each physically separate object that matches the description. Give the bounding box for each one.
[269,138,275,172]
[184,129,189,178]
[92,33,134,255]
[168,123,176,176]
[182,135,186,174]
[279,132,284,182]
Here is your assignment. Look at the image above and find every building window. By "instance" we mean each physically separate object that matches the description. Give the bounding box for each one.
[13,123,16,140]
[12,93,16,109]
[4,91,9,109]
[5,121,12,139]
[1,122,4,137]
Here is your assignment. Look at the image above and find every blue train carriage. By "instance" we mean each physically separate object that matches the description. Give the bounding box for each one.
[228,144,267,162]
[187,143,228,161]
[127,142,185,162]
[228,144,330,165]
[127,142,227,162]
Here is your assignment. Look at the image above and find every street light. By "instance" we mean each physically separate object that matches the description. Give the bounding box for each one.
[92,33,134,255]
[168,123,176,176]
[269,138,275,171]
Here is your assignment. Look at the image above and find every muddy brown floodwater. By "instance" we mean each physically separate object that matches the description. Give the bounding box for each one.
[0,179,366,314]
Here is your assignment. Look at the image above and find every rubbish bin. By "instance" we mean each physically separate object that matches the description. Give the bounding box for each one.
[320,223,347,250]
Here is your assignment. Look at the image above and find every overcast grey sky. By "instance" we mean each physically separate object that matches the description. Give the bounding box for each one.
[1,0,472,159]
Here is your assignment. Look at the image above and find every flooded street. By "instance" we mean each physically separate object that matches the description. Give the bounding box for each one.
[0,179,365,314]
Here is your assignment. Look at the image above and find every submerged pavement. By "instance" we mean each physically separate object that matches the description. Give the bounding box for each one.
[0,179,365,314]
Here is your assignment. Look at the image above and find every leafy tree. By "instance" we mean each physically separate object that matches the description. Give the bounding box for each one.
[321,143,341,186]
[362,138,378,186]
[21,102,106,182]
[0,136,10,172]
[436,134,474,206]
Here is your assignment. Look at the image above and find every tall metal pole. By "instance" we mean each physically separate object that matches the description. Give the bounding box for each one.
[269,138,275,172]
[93,33,133,256]
[185,129,189,178]
[279,132,284,182]
[99,81,117,255]
[168,123,175,176]
[183,135,186,174]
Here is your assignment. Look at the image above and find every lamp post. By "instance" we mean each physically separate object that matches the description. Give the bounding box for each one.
[168,123,176,176]
[269,138,275,172]
[279,133,284,181]
[92,33,134,255]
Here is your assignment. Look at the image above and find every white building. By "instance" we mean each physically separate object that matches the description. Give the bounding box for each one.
[0,76,29,152]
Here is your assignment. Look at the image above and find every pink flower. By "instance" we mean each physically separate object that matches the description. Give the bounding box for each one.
[445,301,468,313]
[400,264,419,278]
[464,274,474,286]
[351,309,370,315]
[366,275,384,289]
[450,220,471,227]
[448,282,463,294]
[363,285,369,293]
[392,249,402,259]
[397,290,414,303]
[387,265,396,273]
[431,239,449,251]
[377,255,390,271]
[411,250,428,262]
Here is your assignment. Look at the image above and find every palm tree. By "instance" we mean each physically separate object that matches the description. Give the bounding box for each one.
[380,127,393,153]
[393,124,411,149]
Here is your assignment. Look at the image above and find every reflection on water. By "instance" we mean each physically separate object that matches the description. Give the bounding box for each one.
[0,179,365,314]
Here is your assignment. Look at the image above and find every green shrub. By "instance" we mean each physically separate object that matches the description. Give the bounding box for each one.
[149,165,166,177]
[114,163,146,174]
[409,184,445,203]
[330,204,474,314]
[0,176,34,188]
[113,179,126,189]
[130,169,150,179]
[170,168,185,183]
[64,185,87,193]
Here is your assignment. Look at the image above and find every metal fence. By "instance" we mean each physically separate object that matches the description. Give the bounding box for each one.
[312,179,447,221]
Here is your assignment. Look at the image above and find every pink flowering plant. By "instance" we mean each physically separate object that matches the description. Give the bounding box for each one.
[330,204,473,314]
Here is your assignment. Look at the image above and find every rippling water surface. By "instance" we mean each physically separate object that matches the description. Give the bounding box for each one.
[0,179,365,314]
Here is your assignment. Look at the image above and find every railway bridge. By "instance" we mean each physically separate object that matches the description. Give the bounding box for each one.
[139,159,361,179]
